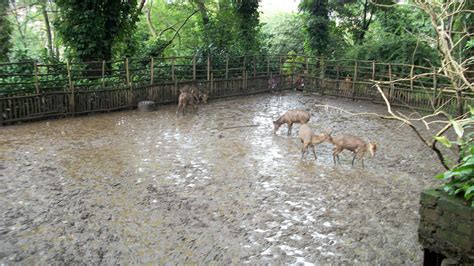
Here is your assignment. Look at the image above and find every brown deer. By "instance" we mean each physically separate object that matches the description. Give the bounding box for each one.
[340,75,352,96]
[197,89,208,104]
[273,109,310,135]
[268,76,279,91]
[294,74,305,91]
[326,134,377,168]
[298,124,331,160]
[177,86,198,115]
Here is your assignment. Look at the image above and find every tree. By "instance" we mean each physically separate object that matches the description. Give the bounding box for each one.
[0,0,12,61]
[299,0,330,56]
[233,0,261,54]
[261,13,305,55]
[54,0,145,62]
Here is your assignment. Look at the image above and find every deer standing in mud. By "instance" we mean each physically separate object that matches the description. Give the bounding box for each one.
[326,134,377,168]
[177,85,198,115]
[268,76,279,92]
[298,124,331,160]
[294,75,305,91]
[273,109,310,135]
[340,75,352,96]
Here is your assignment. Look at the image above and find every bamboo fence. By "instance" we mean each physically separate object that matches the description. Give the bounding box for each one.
[0,55,472,125]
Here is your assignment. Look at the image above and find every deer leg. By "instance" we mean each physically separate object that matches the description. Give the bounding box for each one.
[352,153,357,168]
[311,145,317,160]
[288,123,293,136]
[301,143,307,159]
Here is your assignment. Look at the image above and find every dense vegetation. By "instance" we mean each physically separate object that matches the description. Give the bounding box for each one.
[2,0,470,67]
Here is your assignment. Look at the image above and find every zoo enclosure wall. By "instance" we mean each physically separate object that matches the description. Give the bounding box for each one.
[0,55,472,125]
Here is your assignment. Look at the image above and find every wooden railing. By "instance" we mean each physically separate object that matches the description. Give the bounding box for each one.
[0,55,472,125]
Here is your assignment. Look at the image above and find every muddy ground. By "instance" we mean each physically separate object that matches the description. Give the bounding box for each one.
[0,92,444,264]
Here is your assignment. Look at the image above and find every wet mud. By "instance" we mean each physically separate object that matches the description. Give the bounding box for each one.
[0,92,443,264]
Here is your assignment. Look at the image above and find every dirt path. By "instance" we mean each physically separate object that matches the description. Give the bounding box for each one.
[0,92,443,264]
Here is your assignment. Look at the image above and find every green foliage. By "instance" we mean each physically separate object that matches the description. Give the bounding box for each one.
[233,0,261,54]
[261,13,305,55]
[0,0,12,61]
[299,0,330,56]
[342,5,439,66]
[54,0,142,62]
[282,51,305,75]
[435,110,474,207]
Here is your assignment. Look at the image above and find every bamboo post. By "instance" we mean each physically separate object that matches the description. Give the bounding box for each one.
[388,63,394,99]
[433,67,437,106]
[67,60,75,115]
[34,61,39,94]
[305,57,309,74]
[210,72,214,95]
[192,56,196,80]
[371,61,376,98]
[279,56,282,75]
[101,60,106,88]
[171,57,175,81]
[253,56,256,77]
[352,60,358,100]
[207,56,210,81]
[125,57,132,108]
[242,56,246,78]
[371,61,375,81]
[150,57,154,85]
[410,64,414,90]
[267,56,270,76]
[225,56,229,79]
[320,57,325,95]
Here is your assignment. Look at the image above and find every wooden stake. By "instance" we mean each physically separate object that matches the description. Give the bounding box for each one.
[242,56,246,78]
[34,61,39,94]
[253,56,256,77]
[352,60,358,100]
[207,56,210,81]
[433,67,437,106]
[192,56,196,80]
[371,60,375,81]
[267,56,270,76]
[150,57,154,85]
[388,63,394,99]
[279,56,282,75]
[225,56,229,79]
[171,57,175,81]
[305,57,309,74]
[210,72,214,95]
[125,58,132,107]
[320,57,325,95]
[410,64,414,90]
[67,60,75,114]
[101,60,106,88]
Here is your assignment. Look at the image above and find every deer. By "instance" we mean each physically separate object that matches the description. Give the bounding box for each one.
[268,76,279,91]
[177,85,198,115]
[298,124,331,160]
[294,74,305,91]
[326,133,377,168]
[340,75,352,96]
[273,109,310,136]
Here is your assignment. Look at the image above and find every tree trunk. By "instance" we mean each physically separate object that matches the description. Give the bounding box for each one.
[41,1,55,61]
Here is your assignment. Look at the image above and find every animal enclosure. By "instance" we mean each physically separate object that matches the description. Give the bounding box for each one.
[0,55,472,125]
[1,92,444,264]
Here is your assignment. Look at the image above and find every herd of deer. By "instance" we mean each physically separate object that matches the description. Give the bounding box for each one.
[273,109,377,168]
[176,78,376,167]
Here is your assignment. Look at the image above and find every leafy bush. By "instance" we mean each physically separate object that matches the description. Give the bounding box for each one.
[435,107,474,207]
